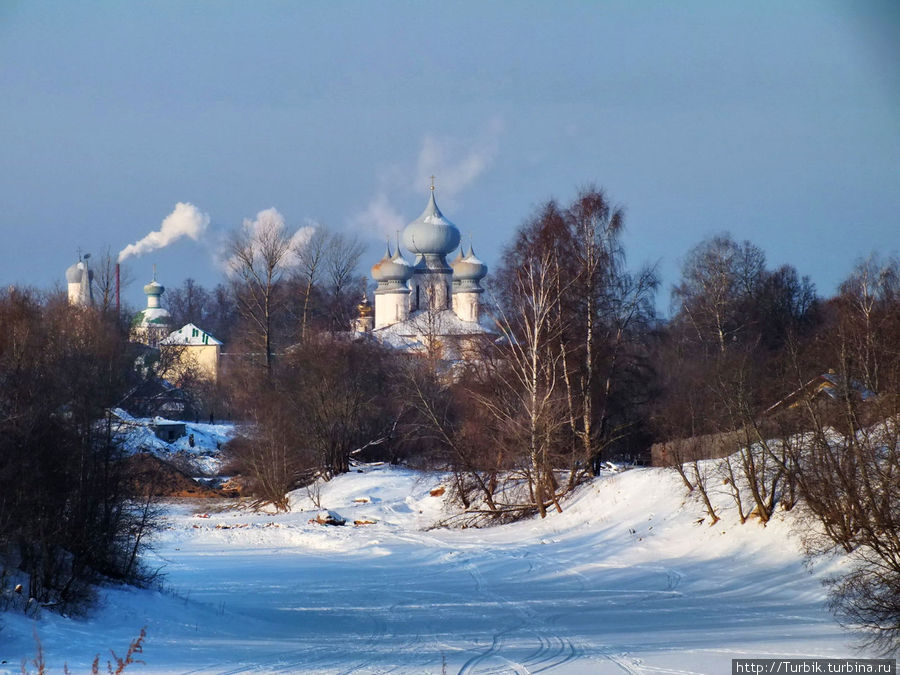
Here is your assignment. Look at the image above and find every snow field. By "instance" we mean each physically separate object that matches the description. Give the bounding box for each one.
[1,463,862,674]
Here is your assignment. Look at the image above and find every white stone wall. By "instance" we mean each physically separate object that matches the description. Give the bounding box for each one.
[375,292,409,329]
[67,282,82,305]
[452,292,480,323]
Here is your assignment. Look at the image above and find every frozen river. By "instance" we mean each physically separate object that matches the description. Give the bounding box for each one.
[2,464,857,674]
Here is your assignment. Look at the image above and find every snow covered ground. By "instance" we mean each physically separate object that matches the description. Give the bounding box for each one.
[1,463,867,674]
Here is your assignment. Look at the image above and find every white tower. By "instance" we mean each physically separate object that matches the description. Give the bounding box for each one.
[371,243,413,329]
[132,268,172,347]
[451,244,488,323]
[65,254,94,306]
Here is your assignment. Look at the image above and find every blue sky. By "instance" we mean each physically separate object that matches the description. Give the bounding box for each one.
[2,1,898,315]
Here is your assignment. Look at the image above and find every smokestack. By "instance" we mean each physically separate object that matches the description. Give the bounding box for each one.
[115,263,120,315]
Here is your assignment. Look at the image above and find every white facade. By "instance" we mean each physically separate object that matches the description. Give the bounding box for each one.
[409,263,453,315]
[374,291,409,329]
[452,291,480,323]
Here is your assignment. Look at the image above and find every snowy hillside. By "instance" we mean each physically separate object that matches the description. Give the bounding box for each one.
[111,408,235,476]
[0,463,863,674]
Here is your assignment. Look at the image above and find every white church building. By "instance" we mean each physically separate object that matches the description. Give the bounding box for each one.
[358,189,492,357]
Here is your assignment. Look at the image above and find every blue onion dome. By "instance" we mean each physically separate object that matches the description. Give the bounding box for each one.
[66,261,83,283]
[402,192,461,256]
[143,279,164,296]
[452,244,488,281]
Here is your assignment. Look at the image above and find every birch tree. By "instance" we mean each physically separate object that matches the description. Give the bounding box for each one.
[490,249,567,517]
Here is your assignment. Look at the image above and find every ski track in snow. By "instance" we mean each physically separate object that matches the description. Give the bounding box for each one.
[0,464,861,674]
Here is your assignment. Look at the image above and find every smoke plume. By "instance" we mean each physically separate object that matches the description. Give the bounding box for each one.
[351,191,406,239]
[351,118,504,238]
[415,117,503,199]
[118,202,211,263]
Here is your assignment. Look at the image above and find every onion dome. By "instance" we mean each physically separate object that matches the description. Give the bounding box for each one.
[373,244,413,283]
[370,244,394,283]
[66,261,83,283]
[372,243,413,282]
[402,192,461,256]
[357,294,373,318]
[133,273,171,329]
[143,279,164,297]
[451,245,488,282]
[382,250,413,282]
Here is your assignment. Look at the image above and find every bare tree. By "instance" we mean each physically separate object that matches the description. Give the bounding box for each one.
[0,289,156,611]
[489,249,567,518]
[398,358,500,513]
[567,189,627,471]
[166,278,211,328]
[496,190,658,480]
[659,437,721,525]
[774,259,900,653]
[837,254,899,395]
[673,234,766,353]
[92,247,133,314]
[295,227,331,341]
[228,210,296,373]
[324,232,365,330]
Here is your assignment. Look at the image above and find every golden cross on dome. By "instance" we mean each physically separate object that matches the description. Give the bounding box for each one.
[429,175,436,191]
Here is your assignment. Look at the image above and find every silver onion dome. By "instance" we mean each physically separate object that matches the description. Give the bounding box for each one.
[143,279,164,296]
[402,192,461,256]
[451,245,488,282]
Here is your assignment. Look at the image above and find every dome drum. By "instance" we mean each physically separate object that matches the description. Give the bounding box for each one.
[412,253,453,274]
[453,278,485,294]
[374,280,411,295]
